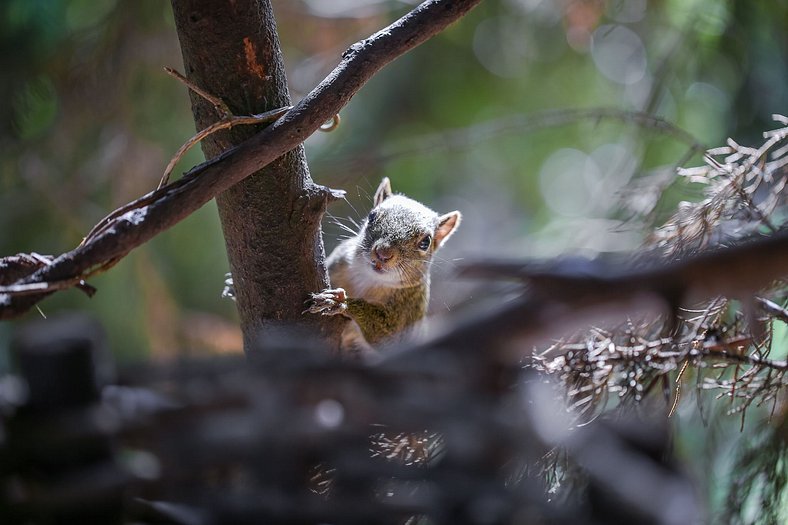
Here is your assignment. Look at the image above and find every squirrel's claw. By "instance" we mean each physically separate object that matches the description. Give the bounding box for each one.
[304,288,348,316]
[222,273,236,301]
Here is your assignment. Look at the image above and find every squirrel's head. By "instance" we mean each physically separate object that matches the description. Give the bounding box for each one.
[355,177,461,288]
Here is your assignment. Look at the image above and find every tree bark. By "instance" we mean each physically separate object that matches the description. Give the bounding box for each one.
[170,0,342,352]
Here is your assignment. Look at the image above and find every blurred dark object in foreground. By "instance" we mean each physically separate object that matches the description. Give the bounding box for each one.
[0,315,698,525]
[0,315,125,524]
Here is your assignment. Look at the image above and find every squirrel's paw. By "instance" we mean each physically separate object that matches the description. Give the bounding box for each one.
[221,273,236,301]
[304,288,348,316]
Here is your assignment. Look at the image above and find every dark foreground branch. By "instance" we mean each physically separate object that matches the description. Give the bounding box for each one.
[0,0,483,320]
[404,231,788,360]
[461,230,788,312]
[1,312,697,524]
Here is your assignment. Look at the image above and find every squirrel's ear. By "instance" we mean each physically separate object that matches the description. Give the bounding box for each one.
[434,211,461,248]
[373,177,393,206]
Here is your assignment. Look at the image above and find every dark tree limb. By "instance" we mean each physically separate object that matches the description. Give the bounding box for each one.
[404,231,788,360]
[0,0,485,328]
[461,231,788,309]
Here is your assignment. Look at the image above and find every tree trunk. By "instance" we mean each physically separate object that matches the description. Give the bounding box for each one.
[170,0,343,353]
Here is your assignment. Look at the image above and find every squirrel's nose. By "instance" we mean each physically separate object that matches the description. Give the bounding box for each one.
[373,245,394,263]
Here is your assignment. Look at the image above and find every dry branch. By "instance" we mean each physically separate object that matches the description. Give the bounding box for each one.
[0,0,484,320]
[394,229,788,380]
[477,116,788,426]
[460,230,788,316]
[429,230,788,427]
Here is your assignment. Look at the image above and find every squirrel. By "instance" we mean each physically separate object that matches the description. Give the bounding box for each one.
[307,178,459,495]
[306,177,461,354]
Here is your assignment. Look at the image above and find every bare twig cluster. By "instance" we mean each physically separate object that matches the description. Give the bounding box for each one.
[533,115,788,427]
[652,114,788,256]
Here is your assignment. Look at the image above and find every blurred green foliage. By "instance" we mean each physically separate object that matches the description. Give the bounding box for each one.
[1,0,787,520]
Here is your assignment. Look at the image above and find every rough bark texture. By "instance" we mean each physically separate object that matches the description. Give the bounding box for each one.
[170,0,342,352]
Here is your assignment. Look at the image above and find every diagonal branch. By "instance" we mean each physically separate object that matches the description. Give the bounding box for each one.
[0,0,484,320]
[460,230,788,310]
[399,231,788,361]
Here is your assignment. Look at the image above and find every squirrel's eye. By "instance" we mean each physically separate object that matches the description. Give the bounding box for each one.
[368,211,377,223]
[418,235,432,251]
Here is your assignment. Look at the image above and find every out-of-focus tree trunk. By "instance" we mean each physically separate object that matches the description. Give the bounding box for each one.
[170,0,343,353]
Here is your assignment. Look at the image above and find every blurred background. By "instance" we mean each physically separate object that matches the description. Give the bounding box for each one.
[1,0,787,517]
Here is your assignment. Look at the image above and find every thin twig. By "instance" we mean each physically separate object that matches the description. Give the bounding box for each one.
[320,114,341,132]
[157,68,340,188]
[164,66,231,116]
[756,297,788,323]
[668,358,689,417]
[699,338,788,371]
[158,106,292,189]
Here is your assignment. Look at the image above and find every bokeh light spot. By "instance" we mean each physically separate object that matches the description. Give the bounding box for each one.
[591,24,647,85]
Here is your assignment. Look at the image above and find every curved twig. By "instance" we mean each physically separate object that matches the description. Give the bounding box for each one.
[157,107,292,189]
